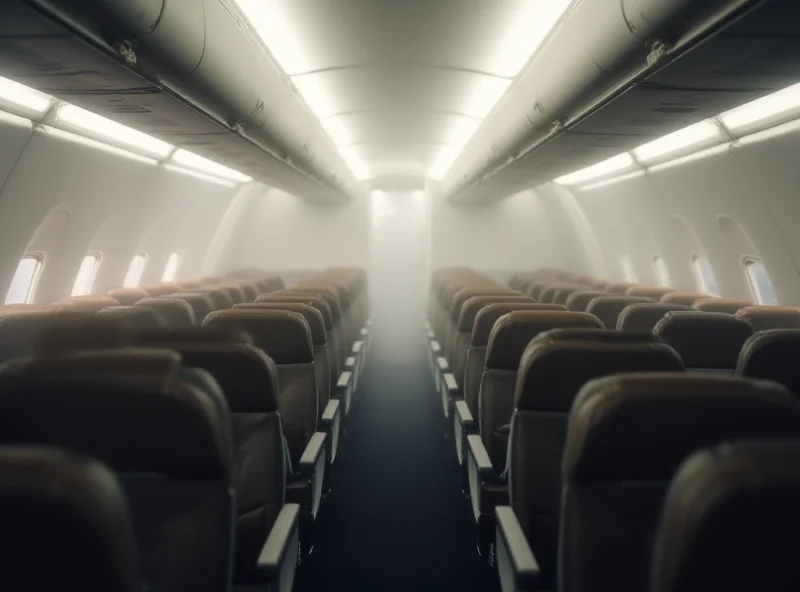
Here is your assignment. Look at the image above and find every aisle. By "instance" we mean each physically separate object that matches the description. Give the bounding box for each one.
[294,321,500,591]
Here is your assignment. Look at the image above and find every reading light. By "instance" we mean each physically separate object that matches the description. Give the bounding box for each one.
[632,120,720,165]
[554,153,636,186]
[0,76,53,117]
[720,81,800,134]
[171,149,253,183]
[55,104,174,159]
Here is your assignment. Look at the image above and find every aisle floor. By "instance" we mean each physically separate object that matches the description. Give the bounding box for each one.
[294,323,500,591]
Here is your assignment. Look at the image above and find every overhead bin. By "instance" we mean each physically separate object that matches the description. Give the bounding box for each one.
[439,0,764,203]
[9,0,360,203]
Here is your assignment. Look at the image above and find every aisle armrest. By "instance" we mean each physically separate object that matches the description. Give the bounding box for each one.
[297,432,327,518]
[467,434,494,522]
[423,320,431,331]
[319,399,342,463]
[441,371,458,418]
[336,370,354,415]
[454,399,474,464]
[352,340,365,377]
[257,503,301,592]
[495,506,540,592]
[431,341,442,388]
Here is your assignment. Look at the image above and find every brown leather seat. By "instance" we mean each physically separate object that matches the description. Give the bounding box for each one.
[661,291,712,306]
[135,297,196,327]
[507,334,684,587]
[106,287,149,305]
[560,374,800,592]
[693,298,754,314]
[736,329,800,395]
[585,296,656,329]
[53,296,119,312]
[97,305,166,329]
[625,285,677,299]
[564,290,608,312]
[0,446,139,592]
[140,283,182,297]
[169,293,215,325]
[654,311,754,372]
[604,282,636,294]
[617,303,690,333]
[735,306,800,331]
[652,441,800,592]
[0,349,236,592]
[183,288,234,311]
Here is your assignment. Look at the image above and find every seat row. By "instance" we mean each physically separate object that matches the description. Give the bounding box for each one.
[0,266,371,592]
[424,267,800,592]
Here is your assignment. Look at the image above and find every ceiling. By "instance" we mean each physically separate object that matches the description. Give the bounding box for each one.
[240,0,569,183]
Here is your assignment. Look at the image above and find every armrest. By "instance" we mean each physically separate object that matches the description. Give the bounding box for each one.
[427,329,435,341]
[423,320,431,331]
[320,398,341,426]
[352,340,363,354]
[257,504,301,590]
[441,372,459,418]
[455,400,474,431]
[319,399,341,462]
[344,356,357,371]
[467,434,494,477]
[360,327,369,337]
[495,506,540,592]
[436,356,449,372]
[298,432,327,475]
[430,340,441,354]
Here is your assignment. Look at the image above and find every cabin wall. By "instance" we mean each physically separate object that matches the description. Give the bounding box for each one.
[0,115,237,304]
[221,187,371,274]
[429,189,584,282]
[560,117,800,304]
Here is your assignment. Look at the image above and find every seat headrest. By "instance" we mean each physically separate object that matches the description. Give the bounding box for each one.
[485,311,604,371]
[233,303,325,345]
[184,289,233,311]
[0,446,139,592]
[693,298,754,314]
[276,290,342,321]
[660,291,712,306]
[552,285,589,305]
[604,282,636,295]
[450,288,519,322]
[652,441,800,592]
[203,309,314,364]
[217,285,245,305]
[106,287,149,306]
[735,306,800,331]
[516,338,683,411]
[132,326,254,346]
[236,283,258,302]
[457,295,535,332]
[586,296,656,328]
[525,281,551,299]
[0,347,181,379]
[34,315,129,356]
[97,305,166,329]
[625,286,677,299]
[167,343,279,413]
[295,283,351,308]
[654,311,754,369]
[135,298,196,327]
[141,283,182,297]
[0,372,232,481]
[617,303,690,332]
[531,327,665,345]
[564,290,609,312]
[53,296,120,312]
[471,303,568,346]
[736,329,800,394]
[168,293,215,324]
[564,373,800,482]
[237,299,333,332]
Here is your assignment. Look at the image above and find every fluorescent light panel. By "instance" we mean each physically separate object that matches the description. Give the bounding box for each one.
[0,76,53,116]
[43,126,160,166]
[554,153,635,186]
[171,149,252,183]
[632,120,720,164]
[164,163,238,188]
[56,104,174,159]
[721,81,800,132]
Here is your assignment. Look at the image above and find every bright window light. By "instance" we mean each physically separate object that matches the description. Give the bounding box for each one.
[171,149,252,183]
[161,252,181,282]
[620,254,638,283]
[123,253,147,288]
[554,153,636,186]
[0,76,53,116]
[721,82,800,133]
[632,120,720,165]
[692,254,720,297]
[653,256,671,287]
[744,258,778,305]
[55,104,174,159]
[4,255,42,304]
[321,116,355,146]
[71,253,101,297]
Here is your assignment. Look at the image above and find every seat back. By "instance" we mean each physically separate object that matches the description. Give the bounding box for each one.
[561,373,800,592]
[135,298,196,327]
[168,293,215,325]
[654,311,754,372]
[736,329,800,395]
[98,305,166,329]
[652,441,800,592]
[203,309,317,469]
[660,291,712,306]
[586,296,656,328]
[509,333,683,585]
[693,298,753,314]
[446,288,518,362]
[0,446,139,592]
[479,311,603,467]
[107,287,149,305]
[625,286,677,299]
[0,350,234,592]
[617,303,689,332]
[735,306,800,331]
[564,290,608,312]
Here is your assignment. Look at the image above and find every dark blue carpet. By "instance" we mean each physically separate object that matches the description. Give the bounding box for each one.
[293,323,500,592]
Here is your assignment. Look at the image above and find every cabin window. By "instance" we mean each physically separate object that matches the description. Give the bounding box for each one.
[620,254,638,283]
[123,252,147,288]
[653,256,671,287]
[691,255,720,296]
[71,253,101,296]
[4,254,43,304]
[744,258,778,305]
[161,252,181,282]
